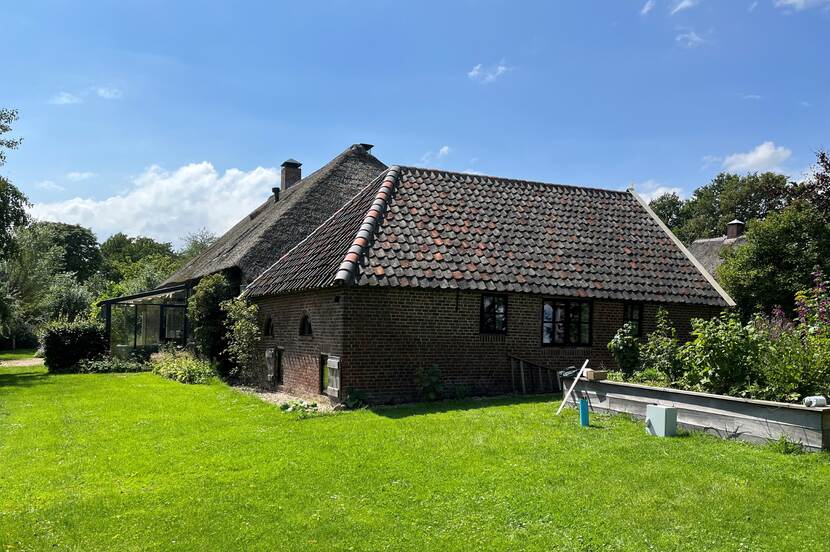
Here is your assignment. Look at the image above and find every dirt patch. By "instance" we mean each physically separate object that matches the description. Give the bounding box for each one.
[234,385,339,412]
[0,358,45,368]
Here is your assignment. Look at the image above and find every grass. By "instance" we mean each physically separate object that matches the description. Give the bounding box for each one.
[0,348,37,361]
[1,367,829,551]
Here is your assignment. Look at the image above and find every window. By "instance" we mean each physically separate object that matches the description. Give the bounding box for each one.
[542,300,591,346]
[299,314,313,336]
[480,294,508,334]
[623,303,643,336]
[263,316,273,337]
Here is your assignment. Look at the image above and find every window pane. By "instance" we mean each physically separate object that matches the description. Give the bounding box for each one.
[543,302,553,322]
[568,303,581,344]
[495,313,506,331]
[483,295,494,313]
[543,322,553,344]
[580,322,590,344]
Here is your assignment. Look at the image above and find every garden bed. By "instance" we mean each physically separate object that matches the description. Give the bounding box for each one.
[562,375,830,451]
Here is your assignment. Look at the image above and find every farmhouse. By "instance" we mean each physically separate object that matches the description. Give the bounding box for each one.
[687,219,747,277]
[242,165,734,403]
[100,144,385,355]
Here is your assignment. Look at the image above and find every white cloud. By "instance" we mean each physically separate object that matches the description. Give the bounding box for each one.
[670,0,698,14]
[641,0,656,14]
[774,0,830,10]
[467,60,510,84]
[420,146,452,165]
[675,28,707,47]
[48,92,83,105]
[93,86,123,100]
[36,180,66,192]
[742,93,763,100]
[631,180,683,202]
[66,171,97,182]
[463,169,486,176]
[721,141,792,172]
[748,1,759,11]
[801,100,812,107]
[30,162,278,245]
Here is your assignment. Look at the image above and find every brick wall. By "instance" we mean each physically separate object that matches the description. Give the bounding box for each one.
[340,287,723,403]
[252,289,344,396]
[253,285,723,404]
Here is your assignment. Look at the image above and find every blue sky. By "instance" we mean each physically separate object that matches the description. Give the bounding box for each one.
[2,0,828,244]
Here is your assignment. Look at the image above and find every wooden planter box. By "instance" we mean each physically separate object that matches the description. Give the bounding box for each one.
[560,376,830,451]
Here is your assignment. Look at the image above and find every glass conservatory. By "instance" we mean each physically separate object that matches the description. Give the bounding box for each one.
[99,284,190,357]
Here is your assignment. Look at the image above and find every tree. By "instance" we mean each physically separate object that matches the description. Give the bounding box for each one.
[0,224,68,347]
[42,273,94,322]
[101,233,176,281]
[179,228,217,262]
[35,222,102,282]
[0,108,28,262]
[718,201,830,316]
[0,177,29,262]
[187,273,233,374]
[649,192,686,229]
[651,172,792,243]
[797,150,830,221]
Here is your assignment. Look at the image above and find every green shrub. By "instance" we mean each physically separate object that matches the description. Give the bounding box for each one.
[415,364,443,401]
[639,308,683,382]
[678,312,767,396]
[41,319,107,373]
[607,322,640,377]
[188,273,233,374]
[78,356,147,373]
[221,297,261,381]
[630,366,670,387]
[151,351,215,384]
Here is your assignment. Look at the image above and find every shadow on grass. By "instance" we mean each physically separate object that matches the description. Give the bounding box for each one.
[370,393,562,419]
[0,370,52,389]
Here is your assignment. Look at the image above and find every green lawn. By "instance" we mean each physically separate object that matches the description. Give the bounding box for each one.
[1,367,829,551]
[0,348,37,361]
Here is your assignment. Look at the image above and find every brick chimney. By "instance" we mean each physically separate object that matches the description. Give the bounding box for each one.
[726,219,745,239]
[280,158,302,191]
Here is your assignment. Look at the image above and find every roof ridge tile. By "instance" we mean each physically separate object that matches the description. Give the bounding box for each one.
[333,166,402,285]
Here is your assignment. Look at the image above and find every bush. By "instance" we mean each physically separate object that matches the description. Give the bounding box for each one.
[78,356,147,373]
[639,308,683,382]
[151,350,215,384]
[188,273,233,374]
[415,364,443,401]
[344,388,368,409]
[41,319,107,373]
[678,312,767,396]
[221,297,261,381]
[607,322,640,377]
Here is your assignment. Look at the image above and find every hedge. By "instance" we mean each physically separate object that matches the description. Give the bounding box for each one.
[41,319,108,373]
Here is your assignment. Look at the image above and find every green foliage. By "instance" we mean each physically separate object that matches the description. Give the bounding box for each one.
[100,233,176,281]
[41,318,107,373]
[188,273,233,369]
[34,222,102,282]
[719,202,830,316]
[607,322,640,377]
[678,312,766,396]
[766,435,804,455]
[639,307,683,382]
[649,192,684,228]
[78,356,147,374]
[221,297,260,380]
[651,172,792,244]
[629,366,670,387]
[179,228,217,262]
[414,364,443,400]
[0,108,23,167]
[795,150,830,222]
[43,272,94,322]
[0,176,29,263]
[151,350,215,384]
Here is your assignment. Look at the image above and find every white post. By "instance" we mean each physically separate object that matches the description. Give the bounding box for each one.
[556,359,590,416]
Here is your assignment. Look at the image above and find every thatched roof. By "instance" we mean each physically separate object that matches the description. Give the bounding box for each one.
[162,144,387,286]
[687,235,746,277]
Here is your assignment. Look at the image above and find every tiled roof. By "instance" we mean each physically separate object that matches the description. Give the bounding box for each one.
[161,144,387,286]
[244,166,733,307]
